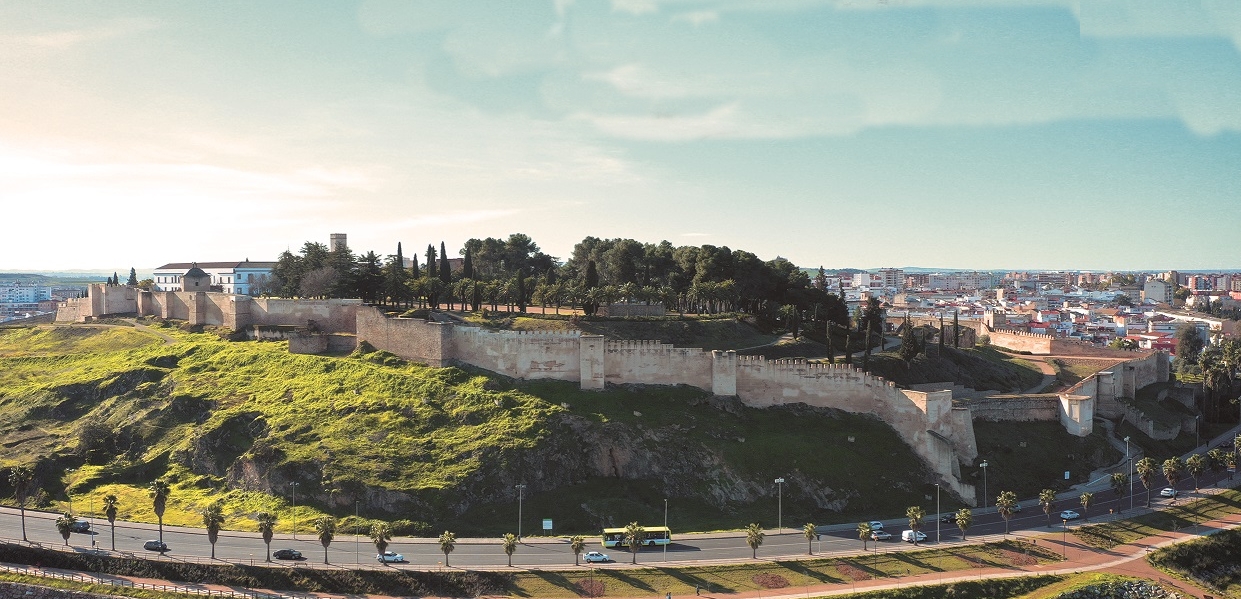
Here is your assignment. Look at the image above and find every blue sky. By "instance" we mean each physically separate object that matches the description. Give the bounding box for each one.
[2,0,1239,271]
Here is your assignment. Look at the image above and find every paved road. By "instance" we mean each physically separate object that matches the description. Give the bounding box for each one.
[5,467,1234,569]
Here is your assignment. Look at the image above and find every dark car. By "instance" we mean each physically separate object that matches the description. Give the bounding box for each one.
[143,540,169,552]
[273,548,302,560]
[69,521,92,533]
[941,514,958,524]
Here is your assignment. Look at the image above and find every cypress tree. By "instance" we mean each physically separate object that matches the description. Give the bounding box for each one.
[439,242,450,285]
[127,268,138,286]
[516,271,527,313]
[939,313,945,351]
[462,247,473,279]
[410,253,420,279]
[426,245,437,281]
[953,311,960,348]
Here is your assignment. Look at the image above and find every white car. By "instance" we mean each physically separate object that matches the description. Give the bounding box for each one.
[1060,510,1080,520]
[583,551,611,563]
[1160,487,1178,498]
[377,551,405,563]
[901,530,927,543]
[871,530,892,541]
[868,520,884,531]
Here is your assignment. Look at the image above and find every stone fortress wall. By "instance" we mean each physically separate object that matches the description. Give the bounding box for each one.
[59,287,1174,505]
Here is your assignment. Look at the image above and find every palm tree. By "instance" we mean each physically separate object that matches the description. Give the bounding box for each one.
[9,466,34,542]
[856,522,872,552]
[257,512,277,562]
[955,509,973,540]
[502,532,518,567]
[744,523,765,559]
[1186,454,1206,492]
[1225,452,1238,479]
[1136,457,1158,507]
[1162,457,1184,492]
[1039,489,1057,528]
[103,494,119,550]
[314,516,336,564]
[570,535,586,566]
[802,523,817,555]
[1109,472,1128,509]
[906,506,925,546]
[1079,492,1093,522]
[623,522,645,564]
[439,530,456,567]
[996,491,1017,534]
[202,500,225,559]
[55,512,76,546]
[371,522,392,563]
[1207,448,1227,482]
[148,479,171,544]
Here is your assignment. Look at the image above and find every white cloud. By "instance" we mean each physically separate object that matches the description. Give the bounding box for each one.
[671,10,719,25]
[612,0,660,15]
[2,17,159,50]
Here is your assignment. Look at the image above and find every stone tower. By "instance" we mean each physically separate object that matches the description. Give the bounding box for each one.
[330,233,347,252]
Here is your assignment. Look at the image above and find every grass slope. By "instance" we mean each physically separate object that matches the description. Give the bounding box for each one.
[0,324,946,537]
[863,347,1044,393]
[969,422,1120,504]
[461,313,780,349]
[1148,527,1241,598]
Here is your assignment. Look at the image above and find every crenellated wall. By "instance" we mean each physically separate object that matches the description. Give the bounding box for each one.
[453,327,583,381]
[605,340,713,389]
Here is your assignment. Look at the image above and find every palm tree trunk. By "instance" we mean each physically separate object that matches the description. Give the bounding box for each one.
[111,523,116,550]
[20,507,26,541]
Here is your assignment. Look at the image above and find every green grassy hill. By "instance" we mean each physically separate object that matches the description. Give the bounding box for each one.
[864,346,1045,392]
[0,323,955,536]
[461,312,780,349]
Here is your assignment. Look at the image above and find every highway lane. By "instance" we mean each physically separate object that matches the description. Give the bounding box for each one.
[3,468,1234,568]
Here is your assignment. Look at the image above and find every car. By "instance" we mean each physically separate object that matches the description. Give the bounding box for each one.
[272,549,302,560]
[142,540,169,552]
[583,551,611,563]
[868,521,884,531]
[870,530,892,541]
[901,530,927,543]
[69,521,92,533]
[941,514,958,524]
[1059,510,1080,520]
[377,551,405,563]
[1160,487,1178,498]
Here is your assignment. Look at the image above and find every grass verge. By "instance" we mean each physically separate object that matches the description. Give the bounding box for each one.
[1148,527,1241,598]
[1074,487,1241,550]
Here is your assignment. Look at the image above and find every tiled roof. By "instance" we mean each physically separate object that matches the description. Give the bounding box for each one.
[154,261,278,270]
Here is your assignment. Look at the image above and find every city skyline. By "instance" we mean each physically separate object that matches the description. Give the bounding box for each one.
[3,1,1240,271]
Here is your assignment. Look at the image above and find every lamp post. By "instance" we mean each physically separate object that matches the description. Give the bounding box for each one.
[663,498,668,562]
[289,482,299,540]
[355,500,360,565]
[65,468,76,515]
[980,461,989,508]
[515,484,526,540]
[1195,415,1200,449]
[1125,436,1134,513]
[774,478,785,534]
[1061,518,1067,560]
[935,483,941,545]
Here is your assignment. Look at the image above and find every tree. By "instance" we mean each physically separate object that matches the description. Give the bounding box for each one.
[570,535,586,566]
[745,522,765,559]
[1175,324,1205,370]
[103,494,119,550]
[1079,491,1093,522]
[856,522,872,552]
[953,311,960,348]
[906,506,925,546]
[623,521,645,564]
[202,500,225,559]
[371,522,392,562]
[502,532,519,567]
[1162,457,1184,491]
[257,512,277,562]
[996,491,1018,534]
[898,314,919,364]
[439,530,456,567]
[314,515,336,564]
[9,466,33,542]
[1136,457,1158,507]
[1039,489,1057,528]
[55,512,76,546]
[148,479,171,543]
[1186,453,1206,492]
[803,522,817,555]
[955,508,972,540]
[1110,472,1129,509]
[126,268,138,286]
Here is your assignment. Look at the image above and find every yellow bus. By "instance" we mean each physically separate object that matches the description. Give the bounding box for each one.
[601,526,672,548]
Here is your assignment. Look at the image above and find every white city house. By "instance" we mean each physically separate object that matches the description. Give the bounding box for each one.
[152,260,277,295]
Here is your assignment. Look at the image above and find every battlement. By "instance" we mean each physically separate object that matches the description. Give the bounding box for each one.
[993,328,1054,340]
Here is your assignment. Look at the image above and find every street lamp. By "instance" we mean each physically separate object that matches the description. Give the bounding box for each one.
[663,499,669,561]
[774,478,785,534]
[980,461,989,508]
[65,468,76,515]
[289,482,300,540]
[1195,415,1200,449]
[515,484,527,540]
[1061,518,1068,560]
[935,483,941,545]
[1125,436,1134,513]
[355,500,360,565]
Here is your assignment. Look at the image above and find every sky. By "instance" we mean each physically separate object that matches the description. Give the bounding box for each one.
[2,0,1240,272]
